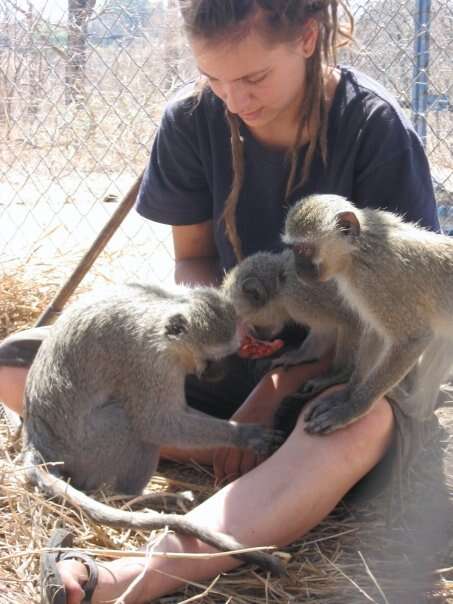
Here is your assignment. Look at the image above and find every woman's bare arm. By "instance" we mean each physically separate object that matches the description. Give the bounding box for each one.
[172,221,223,286]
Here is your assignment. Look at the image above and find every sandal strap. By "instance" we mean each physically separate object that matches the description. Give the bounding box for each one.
[0,326,50,367]
[60,551,99,604]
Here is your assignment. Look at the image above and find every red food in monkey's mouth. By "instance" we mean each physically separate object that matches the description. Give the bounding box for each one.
[238,335,284,359]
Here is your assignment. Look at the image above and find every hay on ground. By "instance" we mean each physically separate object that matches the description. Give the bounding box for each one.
[0,266,57,340]
[0,269,452,604]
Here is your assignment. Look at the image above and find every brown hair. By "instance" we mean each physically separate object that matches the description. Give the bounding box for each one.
[179,0,354,261]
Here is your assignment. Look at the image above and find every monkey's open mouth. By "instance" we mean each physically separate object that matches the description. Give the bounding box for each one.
[238,335,284,359]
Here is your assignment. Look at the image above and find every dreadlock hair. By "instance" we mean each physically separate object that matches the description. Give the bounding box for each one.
[179,0,354,261]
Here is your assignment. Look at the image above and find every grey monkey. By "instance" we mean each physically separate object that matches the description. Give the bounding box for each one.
[222,249,361,393]
[22,282,284,574]
[283,193,453,434]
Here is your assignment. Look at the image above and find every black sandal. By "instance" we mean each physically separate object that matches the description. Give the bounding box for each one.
[41,528,99,604]
[0,326,50,368]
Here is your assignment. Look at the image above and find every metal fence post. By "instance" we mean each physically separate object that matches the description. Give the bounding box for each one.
[412,0,432,146]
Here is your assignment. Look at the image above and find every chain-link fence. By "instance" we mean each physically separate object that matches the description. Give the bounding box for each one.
[341,0,453,209]
[0,0,452,287]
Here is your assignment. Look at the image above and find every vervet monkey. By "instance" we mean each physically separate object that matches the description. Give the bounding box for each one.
[283,193,453,434]
[222,249,361,393]
[22,283,284,574]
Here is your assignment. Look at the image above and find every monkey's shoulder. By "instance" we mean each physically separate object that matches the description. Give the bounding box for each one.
[43,284,187,345]
[384,223,453,264]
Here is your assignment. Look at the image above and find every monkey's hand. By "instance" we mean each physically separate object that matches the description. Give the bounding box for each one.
[303,388,367,434]
[213,376,288,483]
[213,427,284,485]
[238,424,286,456]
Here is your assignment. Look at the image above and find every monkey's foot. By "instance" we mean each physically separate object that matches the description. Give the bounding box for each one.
[41,528,98,604]
[303,391,363,434]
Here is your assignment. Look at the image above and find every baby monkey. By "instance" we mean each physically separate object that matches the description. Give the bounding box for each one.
[222,249,363,435]
[222,248,360,384]
[283,193,453,433]
[23,283,284,574]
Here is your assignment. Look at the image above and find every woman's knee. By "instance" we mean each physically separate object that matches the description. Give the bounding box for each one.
[0,365,28,415]
[340,396,395,481]
[365,395,395,438]
[347,396,394,460]
[290,393,395,476]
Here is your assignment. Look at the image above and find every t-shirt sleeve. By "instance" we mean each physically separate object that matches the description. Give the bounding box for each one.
[352,104,440,232]
[136,97,213,225]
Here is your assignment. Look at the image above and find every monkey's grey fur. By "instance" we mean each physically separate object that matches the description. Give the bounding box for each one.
[283,193,453,434]
[222,249,361,391]
[23,282,284,574]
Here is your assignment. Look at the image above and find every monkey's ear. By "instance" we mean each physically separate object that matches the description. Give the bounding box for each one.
[165,313,189,339]
[241,277,267,306]
[336,211,360,238]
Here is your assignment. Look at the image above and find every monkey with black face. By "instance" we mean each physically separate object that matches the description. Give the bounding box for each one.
[283,193,453,434]
[22,283,284,574]
[222,249,361,390]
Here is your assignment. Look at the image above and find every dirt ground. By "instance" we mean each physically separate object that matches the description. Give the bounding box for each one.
[0,171,175,295]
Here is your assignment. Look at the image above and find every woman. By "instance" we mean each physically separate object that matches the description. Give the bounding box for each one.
[0,1,439,602]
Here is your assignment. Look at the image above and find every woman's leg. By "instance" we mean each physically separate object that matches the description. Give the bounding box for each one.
[0,327,48,414]
[1,343,393,603]
[0,365,28,415]
[58,391,394,604]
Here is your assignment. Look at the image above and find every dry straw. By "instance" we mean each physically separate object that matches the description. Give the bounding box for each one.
[0,268,452,603]
[0,265,57,341]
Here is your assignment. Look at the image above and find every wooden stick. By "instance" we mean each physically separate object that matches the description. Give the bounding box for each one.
[0,173,143,431]
[35,172,143,327]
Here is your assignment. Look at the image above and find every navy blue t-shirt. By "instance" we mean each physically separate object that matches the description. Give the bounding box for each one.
[136,66,439,272]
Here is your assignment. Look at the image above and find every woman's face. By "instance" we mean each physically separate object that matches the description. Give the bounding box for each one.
[190,24,317,132]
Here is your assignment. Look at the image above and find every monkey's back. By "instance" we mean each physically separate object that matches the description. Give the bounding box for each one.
[348,212,453,337]
[23,284,179,487]
[23,282,242,492]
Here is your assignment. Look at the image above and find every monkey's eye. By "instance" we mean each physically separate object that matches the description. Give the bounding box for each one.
[293,243,315,258]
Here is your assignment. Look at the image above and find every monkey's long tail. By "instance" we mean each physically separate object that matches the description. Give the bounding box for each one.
[24,454,285,576]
